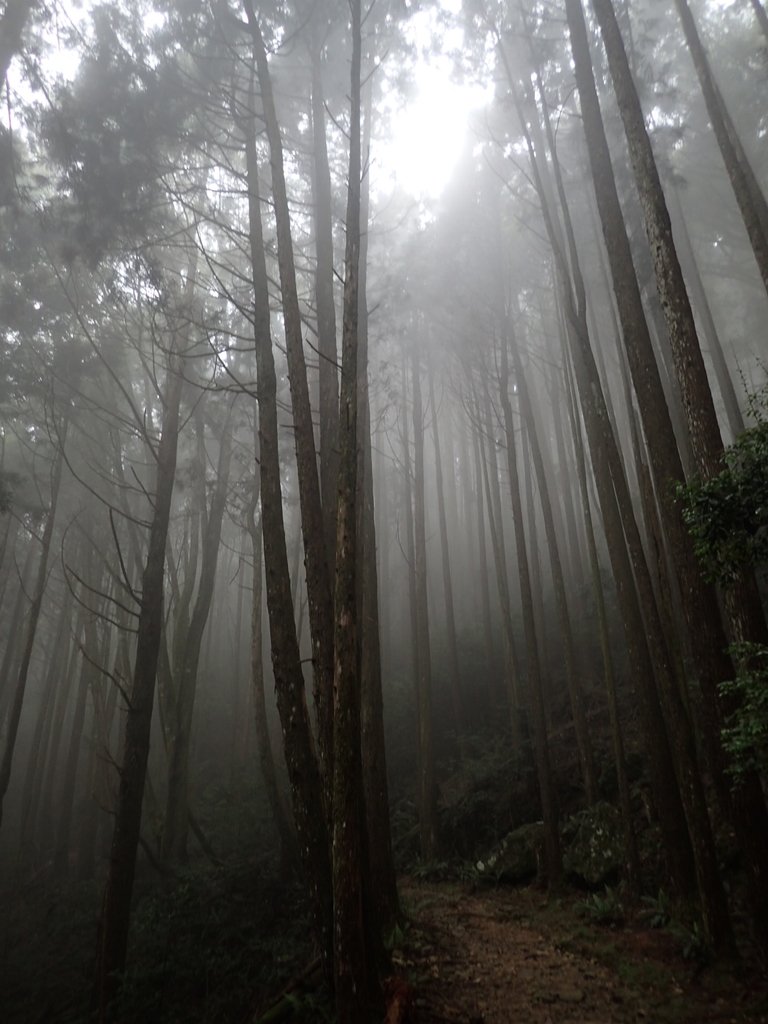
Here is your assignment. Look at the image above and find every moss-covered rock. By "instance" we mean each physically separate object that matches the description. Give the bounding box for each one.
[476,822,543,883]
[562,801,623,887]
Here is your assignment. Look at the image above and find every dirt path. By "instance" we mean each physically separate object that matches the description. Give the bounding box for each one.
[397,880,768,1024]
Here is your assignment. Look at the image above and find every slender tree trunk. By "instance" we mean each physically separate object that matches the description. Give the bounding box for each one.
[39,607,82,856]
[163,401,234,863]
[0,429,65,831]
[242,91,332,977]
[0,532,36,716]
[55,584,100,874]
[249,510,296,873]
[470,416,499,711]
[670,0,768,296]
[357,84,399,943]
[428,367,464,739]
[244,0,335,811]
[96,349,183,1015]
[476,385,525,741]
[498,341,561,886]
[401,357,421,725]
[667,181,744,441]
[565,360,641,889]
[504,37,702,914]
[510,326,598,804]
[332,0,371,1008]
[586,0,768,941]
[19,584,73,858]
[310,47,340,570]
[410,339,438,862]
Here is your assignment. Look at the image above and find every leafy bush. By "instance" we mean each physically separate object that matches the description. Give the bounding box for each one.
[679,415,768,584]
[576,885,625,926]
[639,888,672,929]
[111,864,312,1024]
[719,642,768,779]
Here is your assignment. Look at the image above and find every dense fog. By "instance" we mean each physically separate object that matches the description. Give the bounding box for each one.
[1,0,767,1020]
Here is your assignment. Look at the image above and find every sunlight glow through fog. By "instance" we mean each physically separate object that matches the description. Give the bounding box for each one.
[375,2,492,202]
[381,63,489,200]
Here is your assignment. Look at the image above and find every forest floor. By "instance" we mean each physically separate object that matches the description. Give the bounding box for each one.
[396,878,768,1024]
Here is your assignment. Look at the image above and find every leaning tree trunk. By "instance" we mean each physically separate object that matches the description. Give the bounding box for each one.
[505,41,702,918]
[667,181,744,442]
[670,0,768,297]
[588,0,768,943]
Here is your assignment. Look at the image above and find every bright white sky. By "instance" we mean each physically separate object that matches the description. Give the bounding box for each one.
[377,61,489,200]
[19,0,491,204]
[375,3,492,201]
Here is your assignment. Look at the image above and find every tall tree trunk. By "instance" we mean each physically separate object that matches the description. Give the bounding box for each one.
[0,427,65,831]
[39,606,83,856]
[55,579,100,875]
[163,400,234,863]
[667,181,744,442]
[410,339,438,862]
[310,47,340,571]
[332,0,371,1009]
[475,385,525,741]
[244,0,335,810]
[96,349,183,1015]
[357,84,399,943]
[498,340,561,886]
[246,436,295,874]
[428,367,464,740]
[19,583,73,858]
[670,0,768,297]
[503,38,701,916]
[0,528,36,717]
[470,416,499,711]
[242,89,332,977]
[510,327,598,804]
[587,0,768,941]
[564,360,641,890]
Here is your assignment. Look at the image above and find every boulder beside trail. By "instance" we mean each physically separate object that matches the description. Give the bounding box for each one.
[475,822,544,883]
[561,801,624,887]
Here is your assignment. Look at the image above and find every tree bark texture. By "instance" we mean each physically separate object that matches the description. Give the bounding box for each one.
[243,93,332,976]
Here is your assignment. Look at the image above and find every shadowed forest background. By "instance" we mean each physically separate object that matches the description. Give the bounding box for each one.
[1,0,768,1021]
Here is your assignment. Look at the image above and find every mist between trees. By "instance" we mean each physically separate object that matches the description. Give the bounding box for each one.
[0,0,767,1021]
